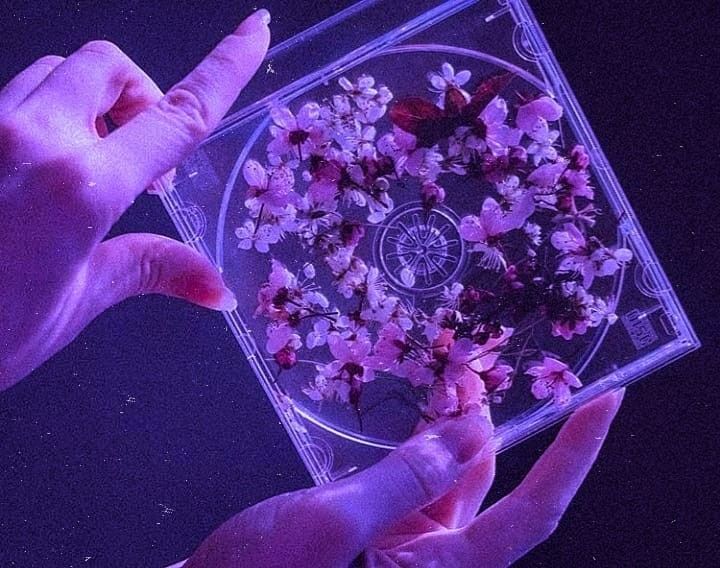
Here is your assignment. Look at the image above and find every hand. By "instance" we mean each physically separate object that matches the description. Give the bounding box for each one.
[0,10,271,391]
[180,389,623,568]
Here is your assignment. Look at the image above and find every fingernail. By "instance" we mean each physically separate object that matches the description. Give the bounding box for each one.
[612,387,626,407]
[235,9,271,36]
[214,287,238,312]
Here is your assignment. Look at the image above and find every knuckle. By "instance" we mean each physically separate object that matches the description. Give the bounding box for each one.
[34,54,65,68]
[394,442,456,504]
[135,240,169,295]
[158,85,212,141]
[79,39,125,60]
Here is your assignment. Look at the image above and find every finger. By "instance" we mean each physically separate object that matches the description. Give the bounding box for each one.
[85,233,237,312]
[22,40,163,129]
[339,410,493,550]
[422,447,496,529]
[184,411,493,568]
[462,389,624,567]
[0,55,64,114]
[99,9,270,208]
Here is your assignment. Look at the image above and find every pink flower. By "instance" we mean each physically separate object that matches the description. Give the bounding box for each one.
[256,260,329,320]
[527,161,567,192]
[569,144,590,170]
[481,362,514,395]
[427,62,472,109]
[551,224,633,288]
[243,160,299,214]
[266,323,301,354]
[479,97,523,156]
[306,334,375,405]
[265,324,301,370]
[516,96,563,166]
[267,103,327,163]
[421,180,446,208]
[459,194,535,270]
[516,96,563,134]
[527,357,582,405]
[366,323,410,374]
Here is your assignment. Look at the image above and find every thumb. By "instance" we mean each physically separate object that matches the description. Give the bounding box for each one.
[88,233,237,311]
[345,407,493,541]
[183,410,493,568]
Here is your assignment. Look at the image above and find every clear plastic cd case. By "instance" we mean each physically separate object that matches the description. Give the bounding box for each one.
[156,0,699,484]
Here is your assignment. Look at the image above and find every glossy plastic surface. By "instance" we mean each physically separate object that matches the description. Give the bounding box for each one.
[157,0,699,484]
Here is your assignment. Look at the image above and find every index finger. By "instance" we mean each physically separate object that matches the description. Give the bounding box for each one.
[461,389,624,566]
[99,9,270,205]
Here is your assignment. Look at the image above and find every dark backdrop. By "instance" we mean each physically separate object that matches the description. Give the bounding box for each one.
[1,1,718,566]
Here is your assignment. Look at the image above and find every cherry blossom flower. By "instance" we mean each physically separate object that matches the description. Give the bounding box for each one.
[235,219,281,253]
[366,323,411,375]
[306,318,331,349]
[427,63,472,109]
[516,96,563,166]
[588,295,618,327]
[306,334,375,405]
[526,120,560,165]
[339,74,379,102]
[479,96,523,156]
[243,160,299,215]
[245,64,629,418]
[420,180,446,209]
[526,357,582,405]
[266,323,302,370]
[303,372,351,404]
[267,103,327,164]
[256,260,329,321]
[547,283,594,340]
[482,145,528,184]
[459,194,535,270]
[524,222,542,247]
[516,96,563,135]
[527,161,567,193]
[496,174,524,202]
[338,74,393,123]
[325,247,369,299]
[551,224,633,288]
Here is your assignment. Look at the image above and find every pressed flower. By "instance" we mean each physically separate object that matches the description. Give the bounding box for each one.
[242,63,627,419]
[306,318,331,349]
[235,219,282,253]
[527,357,582,405]
[526,119,560,165]
[243,160,299,215]
[460,194,535,270]
[551,224,633,288]
[266,324,302,369]
[267,103,327,164]
[427,62,472,109]
[479,96,523,156]
[516,96,563,135]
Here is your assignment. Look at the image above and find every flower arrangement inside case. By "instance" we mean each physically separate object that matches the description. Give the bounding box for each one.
[236,62,632,424]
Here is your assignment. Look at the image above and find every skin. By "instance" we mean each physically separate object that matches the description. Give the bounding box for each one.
[0,9,625,567]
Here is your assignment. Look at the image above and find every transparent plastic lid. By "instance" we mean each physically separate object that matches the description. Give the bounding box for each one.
[157,0,699,484]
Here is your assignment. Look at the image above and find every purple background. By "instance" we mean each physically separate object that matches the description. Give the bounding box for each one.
[1,1,718,566]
